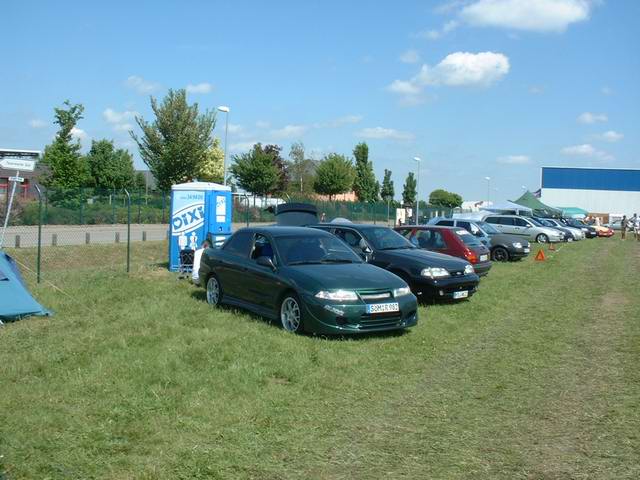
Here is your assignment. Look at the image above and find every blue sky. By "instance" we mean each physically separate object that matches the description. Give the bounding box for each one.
[2,0,638,202]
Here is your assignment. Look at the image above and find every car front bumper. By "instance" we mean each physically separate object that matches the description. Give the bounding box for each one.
[414,274,480,300]
[301,293,419,335]
[473,261,492,277]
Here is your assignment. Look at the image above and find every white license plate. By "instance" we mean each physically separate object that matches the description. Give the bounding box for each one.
[480,254,488,262]
[524,248,530,253]
[367,302,399,314]
[453,291,468,300]
[568,238,573,242]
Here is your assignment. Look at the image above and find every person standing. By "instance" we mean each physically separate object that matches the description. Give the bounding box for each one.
[634,214,640,241]
[620,215,628,240]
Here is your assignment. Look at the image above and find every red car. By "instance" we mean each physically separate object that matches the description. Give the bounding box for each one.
[395,225,492,276]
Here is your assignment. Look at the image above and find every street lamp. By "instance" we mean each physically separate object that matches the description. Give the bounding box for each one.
[217,105,230,185]
[414,157,421,225]
[484,176,491,205]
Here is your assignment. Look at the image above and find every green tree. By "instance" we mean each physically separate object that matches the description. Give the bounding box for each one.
[380,169,395,202]
[198,137,224,183]
[230,143,280,198]
[263,144,289,193]
[352,142,378,202]
[429,189,463,208]
[86,139,135,190]
[135,171,147,190]
[40,100,90,189]
[130,89,215,191]
[313,154,355,201]
[402,172,417,206]
[287,142,317,195]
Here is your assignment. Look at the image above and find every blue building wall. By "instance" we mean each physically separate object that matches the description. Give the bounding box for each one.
[542,167,640,192]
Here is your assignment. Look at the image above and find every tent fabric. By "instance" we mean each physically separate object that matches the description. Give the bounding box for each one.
[0,251,50,322]
[558,206,589,218]
[483,201,533,215]
[513,191,563,217]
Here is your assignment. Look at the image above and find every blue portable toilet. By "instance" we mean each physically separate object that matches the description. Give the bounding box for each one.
[168,181,232,271]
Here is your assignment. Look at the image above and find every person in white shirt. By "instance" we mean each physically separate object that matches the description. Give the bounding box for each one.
[192,240,211,286]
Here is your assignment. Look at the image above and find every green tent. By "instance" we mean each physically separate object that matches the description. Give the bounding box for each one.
[513,191,563,217]
[558,206,589,218]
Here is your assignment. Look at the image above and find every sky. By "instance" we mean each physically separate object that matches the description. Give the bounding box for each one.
[2,0,639,202]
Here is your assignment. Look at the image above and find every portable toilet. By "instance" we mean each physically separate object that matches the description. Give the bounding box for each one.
[169,181,232,271]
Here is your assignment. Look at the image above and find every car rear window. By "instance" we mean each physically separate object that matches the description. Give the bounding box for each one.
[455,229,482,246]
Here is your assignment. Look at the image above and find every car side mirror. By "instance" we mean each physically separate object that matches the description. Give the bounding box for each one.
[257,256,276,270]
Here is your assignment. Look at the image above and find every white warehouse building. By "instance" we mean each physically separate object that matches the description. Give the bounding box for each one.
[540,166,640,215]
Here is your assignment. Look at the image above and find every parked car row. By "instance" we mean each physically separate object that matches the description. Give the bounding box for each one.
[197,206,609,336]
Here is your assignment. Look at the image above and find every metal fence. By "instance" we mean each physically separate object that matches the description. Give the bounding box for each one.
[1,187,453,285]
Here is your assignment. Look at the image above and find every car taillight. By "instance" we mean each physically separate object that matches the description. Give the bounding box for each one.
[464,249,478,263]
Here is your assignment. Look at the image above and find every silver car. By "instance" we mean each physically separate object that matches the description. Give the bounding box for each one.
[482,214,564,243]
[539,218,585,240]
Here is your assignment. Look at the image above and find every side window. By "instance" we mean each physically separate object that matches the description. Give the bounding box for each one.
[514,218,528,227]
[334,228,363,248]
[397,228,413,239]
[499,217,515,226]
[458,221,471,231]
[431,230,446,249]
[485,216,499,224]
[414,230,431,248]
[438,220,454,226]
[223,231,253,257]
[251,234,274,260]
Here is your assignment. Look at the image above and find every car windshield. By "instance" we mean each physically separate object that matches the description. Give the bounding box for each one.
[537,218,554,227]
[277,235,362,265]
[476,221,500,235]
[528,218,545,227]
[363,227,415,250]
[455,229,483,247]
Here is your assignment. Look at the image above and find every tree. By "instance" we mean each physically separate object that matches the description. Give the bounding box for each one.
[230,143,280,197]
[287,142,317,195]
[380,169,395,203]
[352,142,378,202]
[429,189,463,208]
[135,171,147,190]
[263,144,289,193]
[86,139,135,190]
[40,100,90,189]
[313,154,355,201]
[131,89,215,191]
[402,172,417,206]
[198,137,224,183]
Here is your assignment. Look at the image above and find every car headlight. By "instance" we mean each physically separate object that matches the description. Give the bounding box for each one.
[464,264,475,275]
[393,286,411,297]
[421,267,450,279]
[315,290,358,301]
[512,242,522,248]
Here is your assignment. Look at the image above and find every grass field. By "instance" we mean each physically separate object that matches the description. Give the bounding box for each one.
[1,238,639,479]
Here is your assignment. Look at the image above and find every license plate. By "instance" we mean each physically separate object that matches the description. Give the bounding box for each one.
[453,291,468,300]
[366,302,399,314]
[568,238,573,242]
[480,254,488,262]
[524,248,530,253]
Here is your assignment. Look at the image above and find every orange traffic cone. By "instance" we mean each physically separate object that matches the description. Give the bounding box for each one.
[549,242,556,251]
[535,249,546,261]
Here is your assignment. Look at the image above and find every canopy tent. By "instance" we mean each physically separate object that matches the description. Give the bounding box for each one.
[557,206,589,218]
[0,251,50,323]
[513,191,563,217]
[482,201,533,216]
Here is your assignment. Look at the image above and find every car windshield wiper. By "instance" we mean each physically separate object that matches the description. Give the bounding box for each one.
[380,245,414,250]
[287,260,324,265]
[320,258,356,263]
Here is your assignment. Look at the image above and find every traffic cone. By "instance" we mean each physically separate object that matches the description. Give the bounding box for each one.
[535,249,545,261]
[549,242,556,251]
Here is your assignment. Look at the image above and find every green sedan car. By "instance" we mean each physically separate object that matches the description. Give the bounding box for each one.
[199,226,419,334]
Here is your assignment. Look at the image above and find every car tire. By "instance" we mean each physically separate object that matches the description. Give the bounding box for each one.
[280,293,305,334]
[536,234,549,243]
[206,274,223,307]
[492,246,510,262]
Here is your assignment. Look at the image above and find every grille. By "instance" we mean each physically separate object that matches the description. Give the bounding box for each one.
[357,289,392,303]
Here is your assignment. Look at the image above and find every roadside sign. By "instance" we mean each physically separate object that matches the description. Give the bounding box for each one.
[8,176,25,182]
[0,158,36,171]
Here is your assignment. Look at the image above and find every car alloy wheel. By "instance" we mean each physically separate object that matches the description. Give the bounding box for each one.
[536,234,549,243]
[280,295,303,333]
[206,275,221,306]
[492,246,509,262]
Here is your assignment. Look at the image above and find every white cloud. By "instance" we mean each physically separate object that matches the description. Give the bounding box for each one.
[529,85,544,94]
[125,75,160,94]
[227,124,244,134]
[400,49,421,64]
[415,20,459,40]
[597,130,623,143]
[561,143,613,161]
[601,86,613,95]
[497,155,530,164]
[28,119,46,128]
[356,127,415,141]
[103,108,138,124]
[270,125,308,139]
[70,127,87,141]
[255,121,270,129]
[315,115,364,128]
[113,123,133,132]
[460,0,592,33]
[577,112,608,124]
[186,82,214,94]
[388,51,509,103]
[361,54,375,64]
[229,141,259,153]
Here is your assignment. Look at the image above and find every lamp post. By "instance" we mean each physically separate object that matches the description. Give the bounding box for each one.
[217,105,230,185]
[413,157,421,225]
[485,176,491,205]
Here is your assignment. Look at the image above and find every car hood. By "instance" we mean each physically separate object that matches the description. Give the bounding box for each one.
[377,248,470,270]
[282,262,406,293]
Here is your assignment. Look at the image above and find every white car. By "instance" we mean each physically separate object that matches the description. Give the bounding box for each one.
[541,218,585,240]
[482,214,565,243]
